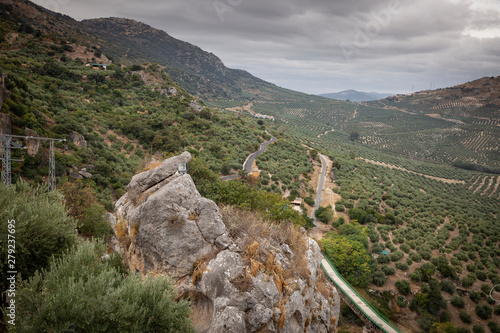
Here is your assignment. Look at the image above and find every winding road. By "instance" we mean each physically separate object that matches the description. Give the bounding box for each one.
[220,134,277,181]
[312,152,400,333]
[243,135,277,173]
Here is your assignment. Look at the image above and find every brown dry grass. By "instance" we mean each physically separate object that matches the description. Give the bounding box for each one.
[115,218,132,250]
[277,297,287,331]
[230,271,254,292]
[315,270,334,300]
[130,223,139,238]
[192,249,220,284]
[142,161,163,171]
[220,204,310,295]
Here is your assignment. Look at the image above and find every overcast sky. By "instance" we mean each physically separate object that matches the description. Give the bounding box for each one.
[32,0,500,94]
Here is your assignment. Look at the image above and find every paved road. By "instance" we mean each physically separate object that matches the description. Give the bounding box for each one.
[313,153,327,226]
[220,135,277,181]
[321,258,400,333]
[243,135,277,173]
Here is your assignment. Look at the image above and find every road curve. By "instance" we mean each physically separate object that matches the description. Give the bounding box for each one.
[220,134,277,181]
[243,135,277,173]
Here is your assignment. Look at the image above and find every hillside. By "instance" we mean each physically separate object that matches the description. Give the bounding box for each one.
[1,1,499,333]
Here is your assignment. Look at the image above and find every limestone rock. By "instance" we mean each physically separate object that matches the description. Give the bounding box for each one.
[190,100,204,112]
[79,168,92,179]
[167,87,177,96]
[24,128,40,157]
[68,131,87,149]
[126,151,191,193]
[69,172,82,180]
[0,113,11,135]
[115,152,340,333]
[115,152,230,280]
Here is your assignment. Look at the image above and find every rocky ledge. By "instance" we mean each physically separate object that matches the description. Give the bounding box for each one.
[115,152,340,333]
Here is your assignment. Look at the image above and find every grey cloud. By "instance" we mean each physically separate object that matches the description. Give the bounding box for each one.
[31,0,500,94]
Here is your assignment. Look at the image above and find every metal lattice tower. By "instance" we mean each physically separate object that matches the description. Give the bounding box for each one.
[1,136,12,186]
[1,134,65,190]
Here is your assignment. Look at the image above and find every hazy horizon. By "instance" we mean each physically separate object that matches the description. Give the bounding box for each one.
[31,0,500,95]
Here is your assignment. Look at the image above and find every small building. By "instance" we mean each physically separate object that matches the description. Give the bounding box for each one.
[91,63,108,70]
[290,198,303,213]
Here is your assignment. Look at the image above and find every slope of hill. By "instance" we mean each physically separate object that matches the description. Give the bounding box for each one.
[1,2,499,332]
[320,90,393,102]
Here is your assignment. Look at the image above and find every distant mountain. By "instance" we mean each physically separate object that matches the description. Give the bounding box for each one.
[367,76,500,117]
[319,90,393,102]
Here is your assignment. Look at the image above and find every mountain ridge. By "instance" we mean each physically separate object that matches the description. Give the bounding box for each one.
[320,90,393,102]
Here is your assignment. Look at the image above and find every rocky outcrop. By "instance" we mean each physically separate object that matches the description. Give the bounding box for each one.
[190,100,204,112]
[0,70,9,112]
[0,113,11,135]
[167,87,178,96]
[115,152,340,333]
[68,131,87,149]
[24,128,40,157]
[78,168,92,179]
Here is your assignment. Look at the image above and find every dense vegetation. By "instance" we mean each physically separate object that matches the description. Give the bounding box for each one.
[1,2,499,332]
[318,149,499,331]
[16,239,194,333]
[0,182,195,332]
[0,18,273,210]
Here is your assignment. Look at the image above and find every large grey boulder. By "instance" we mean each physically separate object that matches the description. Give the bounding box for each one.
[0,113,11,135]
[114,152,339,333]
[115,152,231,279]
[24,128,40,157]
[68,131,87,149]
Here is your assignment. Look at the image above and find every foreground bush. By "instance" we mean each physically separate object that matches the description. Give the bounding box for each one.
[0,181,77,293]
[14,240,195,333]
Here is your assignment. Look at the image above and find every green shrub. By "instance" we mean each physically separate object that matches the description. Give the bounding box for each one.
[456,328,470,333]
[472,325,484,333]
[322,233,371,287]
[462,276,475,288]
[395,262,409,271]
[395,279,411,295]
[440,280,456,294]
[410,271,422,282]
[459,310,472,324]
[14,240,195,333]
[439,311,451,323]
[78,204,113,239]
[469,291,482,304]
[488,321,500,333]
[476,304,492,320]
[378,254,390,264]
[390,251,404,262]
[396,296,407,308]
[315,205,334,223]
[0,182,77,293]
[481,283,493,295]
[372,271,386,287]
[382,265,395,276]
[451,296,465,308]
[304,196,315,206]
[476,270,487,281]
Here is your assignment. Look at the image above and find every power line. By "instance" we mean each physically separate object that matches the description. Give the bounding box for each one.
[1,134,65,190]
